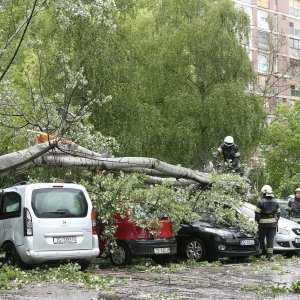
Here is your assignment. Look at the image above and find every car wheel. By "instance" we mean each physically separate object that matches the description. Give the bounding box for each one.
[152,255,173,265]
[110,242,132,266]
[184,238,206,262]
[1,243,25,268]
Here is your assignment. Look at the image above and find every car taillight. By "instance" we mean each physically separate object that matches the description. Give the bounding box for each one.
[24,208,33,236]
[91,209,97,235]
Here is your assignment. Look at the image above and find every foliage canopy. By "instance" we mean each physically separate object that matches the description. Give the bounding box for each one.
[264,101,300,197]
[0,0,264,240]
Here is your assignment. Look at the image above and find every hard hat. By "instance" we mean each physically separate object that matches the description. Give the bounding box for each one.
[295,188,300,193]
[261,185,273,196]
[224,136,234,146]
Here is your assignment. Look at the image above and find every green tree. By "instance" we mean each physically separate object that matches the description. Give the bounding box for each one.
[92,0,266,167]
[0,0,266,170]
[81,171,255,252]
[0,0,119,146]
[0,1,257,242]
[0,0,120,185]
[264,101,300,198]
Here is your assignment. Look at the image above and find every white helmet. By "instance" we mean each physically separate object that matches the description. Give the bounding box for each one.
[224,136,234,146]
[261,185,273,196]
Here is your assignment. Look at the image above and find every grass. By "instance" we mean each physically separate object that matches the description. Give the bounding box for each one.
[0,262,118,291]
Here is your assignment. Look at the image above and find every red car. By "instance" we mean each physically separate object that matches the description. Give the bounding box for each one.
[98,211,177,266]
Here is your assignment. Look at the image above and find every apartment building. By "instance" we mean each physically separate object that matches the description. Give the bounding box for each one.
[235,0,300,121]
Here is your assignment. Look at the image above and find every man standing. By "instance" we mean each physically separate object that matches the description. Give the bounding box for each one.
[255,185,280,261]
[212,136,240,171]
[288,188,300,224]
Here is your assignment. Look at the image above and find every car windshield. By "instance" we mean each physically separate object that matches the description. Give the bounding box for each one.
[133,206,168,220]
[238,203,255,219]
[32,188,88,218]
[198,212,212,222]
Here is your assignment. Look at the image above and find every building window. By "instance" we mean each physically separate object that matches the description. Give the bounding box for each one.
[290,59,300,78]
[289,19,300,37]
[272,14,278,32]
[291,85,300,97]
[257,74,267,90]
[257,9,269,30]
[258,31,269,49]
[290,0,300,18]
[258,52,269,72]
[289,38,300,57]
[257,0,269,8]
[247,49,252,61]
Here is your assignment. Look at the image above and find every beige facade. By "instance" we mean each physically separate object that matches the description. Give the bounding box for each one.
[235,0,300,121]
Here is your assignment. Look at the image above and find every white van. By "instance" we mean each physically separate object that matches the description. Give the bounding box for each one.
[0,182,99,270]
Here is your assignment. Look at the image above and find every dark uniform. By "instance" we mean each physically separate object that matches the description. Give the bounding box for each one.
[214,143,240,168]
[288,197,300,224]
[255,196,280,260]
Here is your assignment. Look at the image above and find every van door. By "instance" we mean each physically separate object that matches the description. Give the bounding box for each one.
[30,187,93,251]
[2,192,22,246]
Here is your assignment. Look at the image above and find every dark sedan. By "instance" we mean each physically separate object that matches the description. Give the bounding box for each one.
[176,220,259,262]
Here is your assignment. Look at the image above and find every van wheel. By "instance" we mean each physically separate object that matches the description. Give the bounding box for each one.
[183,238,206,262]
[1,243,25,268]
[72,259,91,271]
[110,242,132,266]
[78,260,90,271]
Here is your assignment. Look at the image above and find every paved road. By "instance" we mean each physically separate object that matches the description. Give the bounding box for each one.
[1,257,300,299]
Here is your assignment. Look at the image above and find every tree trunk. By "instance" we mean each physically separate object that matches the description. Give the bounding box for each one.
[0,140,212,186]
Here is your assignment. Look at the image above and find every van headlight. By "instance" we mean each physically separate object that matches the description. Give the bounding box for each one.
[204,228,233,238]
[277,228,290,235]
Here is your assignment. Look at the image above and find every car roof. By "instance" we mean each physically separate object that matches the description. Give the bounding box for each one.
[277,199,289,204]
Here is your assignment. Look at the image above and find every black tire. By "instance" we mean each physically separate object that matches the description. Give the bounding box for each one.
[228,256,248,263]
[1,243,25,268]
[110,242,132,266]
[183,238,206,262]
[72,259,91,271]
[152,255,173,265]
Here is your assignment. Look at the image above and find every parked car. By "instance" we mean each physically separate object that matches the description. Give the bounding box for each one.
[176,216,259,262]
[277,199,289,218]
[0,182,99,270]
[237,202,300,254]
[98,210,177,266]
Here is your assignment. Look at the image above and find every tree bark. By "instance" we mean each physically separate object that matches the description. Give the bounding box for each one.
[0,140,212,186]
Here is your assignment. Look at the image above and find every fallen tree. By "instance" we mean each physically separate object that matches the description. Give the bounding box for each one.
[0,135,212,187]
[0,134,255,251]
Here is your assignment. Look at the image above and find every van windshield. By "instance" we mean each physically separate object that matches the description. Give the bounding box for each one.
[32,188,88,218]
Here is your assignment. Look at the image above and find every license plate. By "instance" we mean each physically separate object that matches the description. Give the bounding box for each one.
[295,238,300,244]
[240,239,255,246]
[154,247,170,254]
[53,237,77,244]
